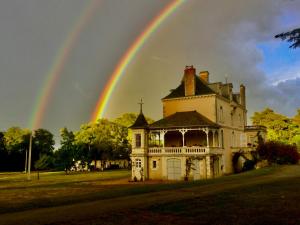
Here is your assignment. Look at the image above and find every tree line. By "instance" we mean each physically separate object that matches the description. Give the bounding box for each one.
[1,109,299,172]
[0,113,153,172]
[252,108,300,147]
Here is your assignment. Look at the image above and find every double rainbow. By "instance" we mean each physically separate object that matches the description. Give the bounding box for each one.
[91,0,185,122]
[28,0,102,130]
[28,0,184,129]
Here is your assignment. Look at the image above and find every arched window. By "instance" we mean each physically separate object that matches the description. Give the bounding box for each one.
[221,130,224,148]
[219,106,223,122]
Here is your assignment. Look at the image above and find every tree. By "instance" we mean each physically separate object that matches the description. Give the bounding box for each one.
[293,109,300,126]
[0,132,8,171]
[55,128,76,173]
[74,119,131,170]
[74,120,114,170]
[3,127,31,171]
[275,28,300,49]
[251,108,295,144]
[34,154,52,180]
[33,129,55,156]
[252,108,300,148]
[4,127,30,153]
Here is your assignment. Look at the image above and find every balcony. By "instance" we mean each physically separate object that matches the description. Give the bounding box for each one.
[148,146,223,156]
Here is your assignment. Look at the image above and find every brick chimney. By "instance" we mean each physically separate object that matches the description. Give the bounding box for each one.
[240,84,246,107]
[199,71,209,83]
[184,66,196,96]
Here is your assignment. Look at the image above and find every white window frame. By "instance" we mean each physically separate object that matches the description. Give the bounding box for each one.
[135,158,142,168]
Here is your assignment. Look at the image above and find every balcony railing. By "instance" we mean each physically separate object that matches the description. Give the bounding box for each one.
[148,146,223,155]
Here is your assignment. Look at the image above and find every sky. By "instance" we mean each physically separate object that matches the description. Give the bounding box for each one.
[0,0,300,143]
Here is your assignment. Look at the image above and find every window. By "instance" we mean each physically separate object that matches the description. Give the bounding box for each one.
[135,134,141,147]
[135,159,141,168]
[221,130,224,148]
[152,160,157,169]
[219,106,223,122]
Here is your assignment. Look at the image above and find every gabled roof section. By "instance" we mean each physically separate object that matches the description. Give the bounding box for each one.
[149,111,219,129]
[163,75,215,100]
[129,113,149,129]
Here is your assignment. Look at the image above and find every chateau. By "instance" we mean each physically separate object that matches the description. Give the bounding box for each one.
[130,66,266,181]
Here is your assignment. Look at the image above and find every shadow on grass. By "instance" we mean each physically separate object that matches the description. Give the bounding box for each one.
[0,166,278,215]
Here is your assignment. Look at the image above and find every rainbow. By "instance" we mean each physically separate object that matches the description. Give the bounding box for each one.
[28,0,102,130]
[91,0,185,122]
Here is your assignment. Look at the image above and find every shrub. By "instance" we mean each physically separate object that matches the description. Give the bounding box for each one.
[257,141,299,164]
[242,160,256,171]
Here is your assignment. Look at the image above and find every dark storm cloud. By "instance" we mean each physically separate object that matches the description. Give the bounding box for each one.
[274,78,300,116]
[108,0,300,123]
[0,0,300,141]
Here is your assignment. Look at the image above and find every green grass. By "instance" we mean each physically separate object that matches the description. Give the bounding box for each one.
[1,165,300,225]
[0,167,276,214]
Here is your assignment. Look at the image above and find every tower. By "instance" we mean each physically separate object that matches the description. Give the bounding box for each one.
[129,99,149,181]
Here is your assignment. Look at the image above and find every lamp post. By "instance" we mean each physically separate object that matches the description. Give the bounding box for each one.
[27,131,33,181]
[24,149,28,173]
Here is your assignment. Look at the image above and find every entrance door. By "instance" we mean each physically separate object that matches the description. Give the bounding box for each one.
[167,159,181,180]
[193,160,200,180]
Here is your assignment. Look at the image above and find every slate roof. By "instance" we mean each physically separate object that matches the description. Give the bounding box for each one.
[129,113,149,129]
[149,111,219,129]
[163,75,215,99]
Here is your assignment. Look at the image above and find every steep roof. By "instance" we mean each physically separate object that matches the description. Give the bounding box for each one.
[163,75,215,100]
[149,111,219,129]
[129,113,149,129]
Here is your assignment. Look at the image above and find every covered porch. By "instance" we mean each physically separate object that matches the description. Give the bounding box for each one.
[148,127,223,155]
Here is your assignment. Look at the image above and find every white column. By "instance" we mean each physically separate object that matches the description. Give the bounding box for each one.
[160,130,166,148]
[179,129,187,147]
[212,130,216,147]
[206,128,209,147]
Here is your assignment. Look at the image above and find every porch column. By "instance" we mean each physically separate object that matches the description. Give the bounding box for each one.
[205,128,209,147]
[218,131,221,147]
[206,155,212,178]
[160,130,166,148]
[179,129,187,147]
[212,130,216,147]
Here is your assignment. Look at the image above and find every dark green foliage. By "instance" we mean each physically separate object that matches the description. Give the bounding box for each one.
[1,113,153,171]
[31,129,55,167]
[257,141,299,165]
[55,128,76,172]
[0,127,55,171]
[242,160,256,171]
[275,28,300,49]
[0,132,8,171]
[34,154,53,179]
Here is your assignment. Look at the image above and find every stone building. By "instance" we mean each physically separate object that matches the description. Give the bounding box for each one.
[130,66,266,181]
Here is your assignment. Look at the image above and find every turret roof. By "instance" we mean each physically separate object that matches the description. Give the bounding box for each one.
[129,113,149,129]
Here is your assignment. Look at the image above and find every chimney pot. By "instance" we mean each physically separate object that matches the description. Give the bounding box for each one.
[240,84,246,107]
[199,71,209,83]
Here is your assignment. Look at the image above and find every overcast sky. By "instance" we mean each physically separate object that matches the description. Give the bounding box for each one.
[0,0,300,142]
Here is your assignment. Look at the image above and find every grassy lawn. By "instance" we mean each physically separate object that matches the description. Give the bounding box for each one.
[0,166,300,225]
